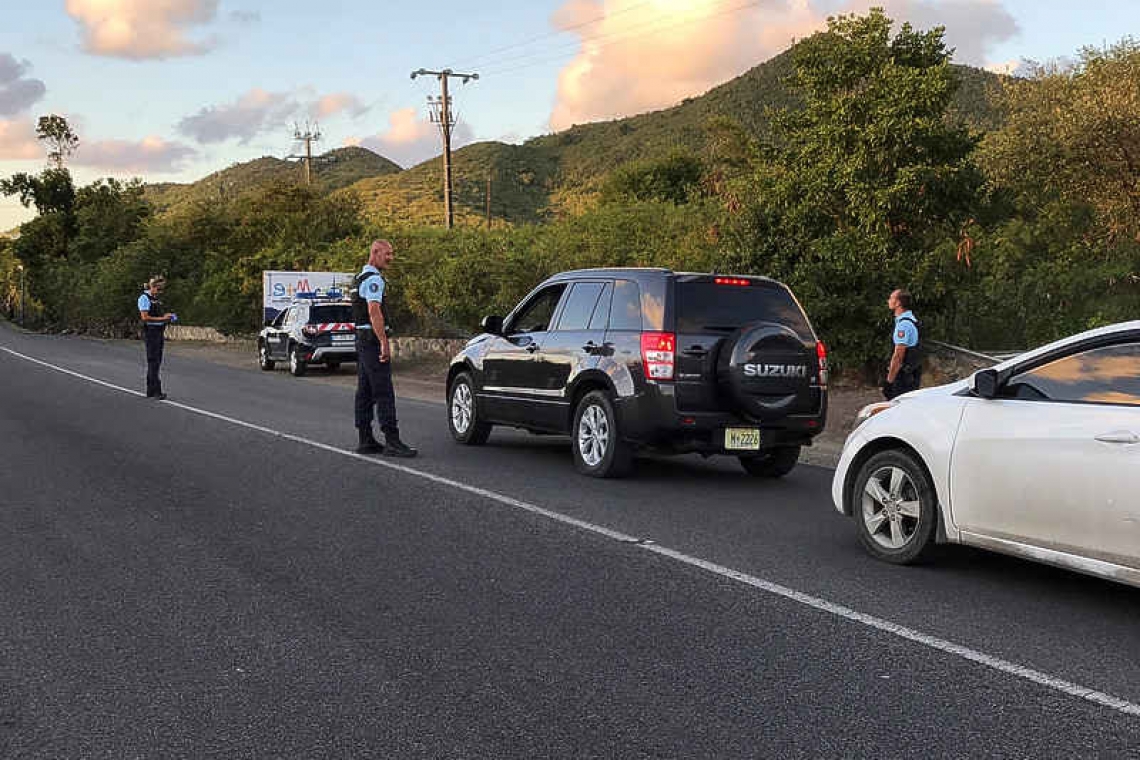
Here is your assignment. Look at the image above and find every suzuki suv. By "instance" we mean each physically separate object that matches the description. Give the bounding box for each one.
[445,268,828,477]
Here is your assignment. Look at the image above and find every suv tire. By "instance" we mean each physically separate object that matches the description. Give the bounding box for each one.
[288,344,307,377]
[448,372,492,445]
[852,449,938,564]
[572,391,633,478]
[739,446,800,478]
[258,342,275,371]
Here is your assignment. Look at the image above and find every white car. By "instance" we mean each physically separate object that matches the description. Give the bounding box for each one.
[833,321,1140,588]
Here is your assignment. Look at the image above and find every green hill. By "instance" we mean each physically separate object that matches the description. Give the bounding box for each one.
[145,146,401,211]
[350,50,1003,226]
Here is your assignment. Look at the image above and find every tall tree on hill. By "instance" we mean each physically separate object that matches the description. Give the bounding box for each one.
[724,8,983,370]
[37,115,80,171]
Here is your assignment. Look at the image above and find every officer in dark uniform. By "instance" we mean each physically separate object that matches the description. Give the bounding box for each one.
[137,276,177,400]
[352,240,417,457]
[883,288,921,400]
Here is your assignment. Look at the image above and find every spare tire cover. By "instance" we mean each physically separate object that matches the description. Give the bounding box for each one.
[717,321,816,420]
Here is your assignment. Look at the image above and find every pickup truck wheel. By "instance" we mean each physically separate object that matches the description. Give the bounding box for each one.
[258,342,275,371]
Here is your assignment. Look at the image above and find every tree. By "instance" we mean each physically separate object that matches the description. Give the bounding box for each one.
[978,38,1140,242]
[724,8,983,370]
[37,115,80,170]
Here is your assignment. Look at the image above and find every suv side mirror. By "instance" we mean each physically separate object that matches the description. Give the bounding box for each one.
[971,368,1000,399]
[481,315,504,335]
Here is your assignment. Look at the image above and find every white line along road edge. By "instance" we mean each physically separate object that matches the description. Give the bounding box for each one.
[4,344,1139,719]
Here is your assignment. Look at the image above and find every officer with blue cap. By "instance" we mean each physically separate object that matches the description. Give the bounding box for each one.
[138,275,177,400]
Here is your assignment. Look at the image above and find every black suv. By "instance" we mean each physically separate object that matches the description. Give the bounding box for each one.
[258,296,357,376]
[445,268,828,477]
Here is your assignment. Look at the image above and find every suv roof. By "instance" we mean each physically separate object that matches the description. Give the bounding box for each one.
[550,268,782,287]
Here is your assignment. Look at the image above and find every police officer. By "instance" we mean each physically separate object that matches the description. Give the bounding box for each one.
[352,240,417,457]
[138,275,177,400]
[883,288,921,400]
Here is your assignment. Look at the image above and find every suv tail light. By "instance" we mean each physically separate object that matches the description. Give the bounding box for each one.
[302,324,320,337]
[641,332,676,380]
[816,340,829,386]
[714,277,751,286]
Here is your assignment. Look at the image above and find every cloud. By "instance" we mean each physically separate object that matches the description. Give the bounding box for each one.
[73,136,196,173]
[177,88,298,144]
[0,54,46,117]
[0,119,41,160]
[178,89,373,144]
[310,93,370,120]
[345,107,472,168]
[549,0,1019,130]
[65,0,219,59]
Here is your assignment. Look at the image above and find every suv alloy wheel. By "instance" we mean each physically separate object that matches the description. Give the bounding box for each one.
[288,344,307,377]
[572,391,632,478]
[448,372,492,445]
[258,342,275,371]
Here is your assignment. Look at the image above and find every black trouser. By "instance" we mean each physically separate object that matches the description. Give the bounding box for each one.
[144,327,165,396]
[884,368,921,400]
[355,335,399,437]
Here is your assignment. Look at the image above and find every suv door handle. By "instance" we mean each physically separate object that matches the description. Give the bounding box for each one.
[582,341,611,354]
[525,343,540,354]
[1095,430,1140,445]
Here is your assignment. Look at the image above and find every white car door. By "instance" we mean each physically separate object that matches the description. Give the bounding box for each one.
[950,340,1140,569]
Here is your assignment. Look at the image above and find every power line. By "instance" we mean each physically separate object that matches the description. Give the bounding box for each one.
[480,0,770,78]
[446,0,657,71]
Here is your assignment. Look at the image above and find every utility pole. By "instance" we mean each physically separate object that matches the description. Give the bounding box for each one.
[411,68,479,229]
[485,174,492,229]
[290,123,322,185]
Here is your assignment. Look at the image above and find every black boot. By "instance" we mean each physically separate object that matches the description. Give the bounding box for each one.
[383,434,418,458]
[356,428,384,454]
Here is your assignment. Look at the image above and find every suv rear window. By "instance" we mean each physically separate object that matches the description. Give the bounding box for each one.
[675,281,812,338]
[309,305,353,324]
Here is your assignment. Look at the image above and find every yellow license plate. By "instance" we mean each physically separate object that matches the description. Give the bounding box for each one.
[725,428,761,450]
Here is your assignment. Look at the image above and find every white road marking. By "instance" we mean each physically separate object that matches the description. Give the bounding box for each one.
[4,344,1139,718]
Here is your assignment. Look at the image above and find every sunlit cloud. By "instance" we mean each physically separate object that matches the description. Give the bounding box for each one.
[65,0,219,59]
[0,119,42,160]
[311,93,370,120]
[74,136,197,173]
[549,0,1019,130]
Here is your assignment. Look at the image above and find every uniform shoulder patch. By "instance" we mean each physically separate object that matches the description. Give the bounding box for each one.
[369,282,379,293]
[898,330,905,338]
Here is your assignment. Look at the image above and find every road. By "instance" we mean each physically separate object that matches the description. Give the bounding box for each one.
[1,321,1139,758]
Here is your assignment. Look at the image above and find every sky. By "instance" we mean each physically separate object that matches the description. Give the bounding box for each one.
[1,0,1136,231]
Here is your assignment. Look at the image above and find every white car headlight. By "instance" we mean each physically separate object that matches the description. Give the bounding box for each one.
[855,400,897,426]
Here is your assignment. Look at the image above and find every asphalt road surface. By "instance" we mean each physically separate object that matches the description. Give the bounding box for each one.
[2,322,1139,759]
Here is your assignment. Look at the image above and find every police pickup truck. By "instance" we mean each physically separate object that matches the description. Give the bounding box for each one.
[258,291,357,376]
